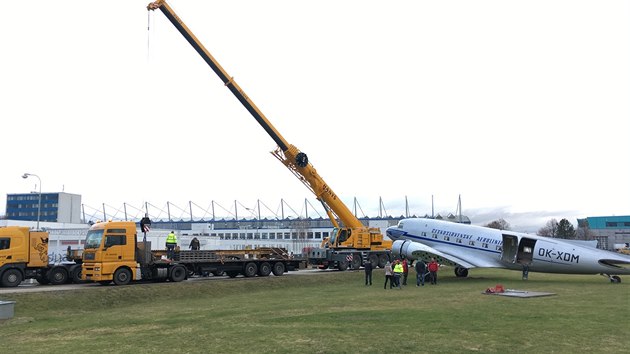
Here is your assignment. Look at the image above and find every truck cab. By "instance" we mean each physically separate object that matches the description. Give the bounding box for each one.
[82,221,141,285]
[82,221,186,285]
[0,226,81,287]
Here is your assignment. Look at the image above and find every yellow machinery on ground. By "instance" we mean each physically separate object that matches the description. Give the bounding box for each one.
[0,226,83,287]
[147,1,391,270]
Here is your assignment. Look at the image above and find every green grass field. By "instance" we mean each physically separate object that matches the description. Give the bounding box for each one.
[1,268,629,353]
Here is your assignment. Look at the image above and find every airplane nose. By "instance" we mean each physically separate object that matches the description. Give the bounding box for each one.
[386,227,405,240]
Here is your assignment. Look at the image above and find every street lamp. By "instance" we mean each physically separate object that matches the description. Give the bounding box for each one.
[22,173,42,230]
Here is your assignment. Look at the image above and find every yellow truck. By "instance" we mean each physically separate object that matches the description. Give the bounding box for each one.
[81,220,305,285]
[0,226,83,287]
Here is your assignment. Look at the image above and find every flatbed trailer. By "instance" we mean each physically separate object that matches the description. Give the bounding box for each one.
[82,221,306,285]
[164,247,304,278]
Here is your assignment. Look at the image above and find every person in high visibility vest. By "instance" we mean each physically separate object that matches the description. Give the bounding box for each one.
[393,260,404,289]
[166,231,178,259]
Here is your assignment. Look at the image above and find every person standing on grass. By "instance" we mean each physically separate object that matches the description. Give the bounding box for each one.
[383,261,393,289]
[415,259,427,286]
[393,260,404,289]
[428,258,439,285]
[364,260,373,286]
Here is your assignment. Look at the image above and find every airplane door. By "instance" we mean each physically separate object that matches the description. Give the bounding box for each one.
[501,234,519,264]
[516,238,537,266]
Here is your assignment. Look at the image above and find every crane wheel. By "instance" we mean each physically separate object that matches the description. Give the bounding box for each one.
[351,254,362,269]
[337,260,349,271]
[378,254,389,268]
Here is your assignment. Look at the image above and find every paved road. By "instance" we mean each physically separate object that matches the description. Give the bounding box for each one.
[0,268,336,295]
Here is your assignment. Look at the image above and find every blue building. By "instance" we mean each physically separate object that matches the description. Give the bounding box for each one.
[577,215,630,250]
[5,192,82,223]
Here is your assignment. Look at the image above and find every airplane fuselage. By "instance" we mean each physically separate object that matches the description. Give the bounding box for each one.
[386,218,630,277]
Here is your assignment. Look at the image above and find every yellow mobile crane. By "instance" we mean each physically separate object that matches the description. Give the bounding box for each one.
[147,1,392,270]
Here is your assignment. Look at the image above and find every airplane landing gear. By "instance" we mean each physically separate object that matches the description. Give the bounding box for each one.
[454,266,469,278]
[601,273,622,283]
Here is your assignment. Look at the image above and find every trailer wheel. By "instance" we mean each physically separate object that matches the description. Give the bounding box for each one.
[244,262,258,277]
[69,265,83,284]
[113,268,132,286]
[1,269,23,287]
[48,267,68,285]
[170,265,187,282]
[272,262,285,276]
[258,262,272,277]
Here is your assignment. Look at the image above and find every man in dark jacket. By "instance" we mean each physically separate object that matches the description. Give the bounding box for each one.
[415,259,427,286]
[364,260,373,286]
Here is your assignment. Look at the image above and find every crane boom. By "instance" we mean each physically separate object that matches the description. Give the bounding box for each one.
[147,1,391,263]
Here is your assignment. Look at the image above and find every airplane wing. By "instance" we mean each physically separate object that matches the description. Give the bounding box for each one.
[392,239,503,269]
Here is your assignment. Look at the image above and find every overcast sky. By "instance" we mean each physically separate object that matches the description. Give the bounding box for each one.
[2,1,628,232]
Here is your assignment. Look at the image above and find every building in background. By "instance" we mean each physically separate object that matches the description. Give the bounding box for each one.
[577,215,630,251]
[5,192,81,223]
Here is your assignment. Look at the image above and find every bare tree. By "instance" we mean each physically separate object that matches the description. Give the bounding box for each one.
[484,218,511,230]
[538,218,559,237]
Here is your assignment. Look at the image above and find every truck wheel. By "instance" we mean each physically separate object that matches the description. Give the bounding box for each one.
[272,262,285,276]
[35,275,50,285]
[243,262,258,277]
[170,265,187,282]
[258,262,272,277]
[70,265,83,284]
[113,268,132,286]
[48,267,68,285]
[1,269,23,287]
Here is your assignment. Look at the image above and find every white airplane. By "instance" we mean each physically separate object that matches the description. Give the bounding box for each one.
[386,218,630,283]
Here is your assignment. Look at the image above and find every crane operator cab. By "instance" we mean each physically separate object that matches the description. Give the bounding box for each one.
[322,228,351,248]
